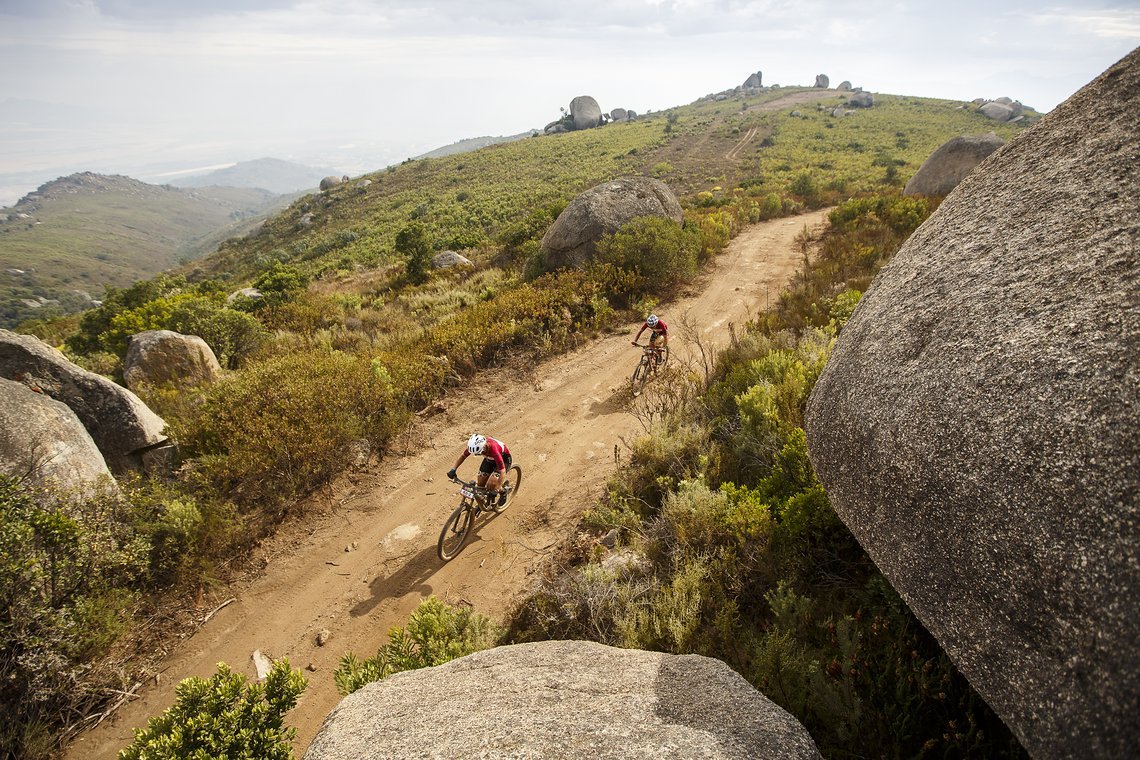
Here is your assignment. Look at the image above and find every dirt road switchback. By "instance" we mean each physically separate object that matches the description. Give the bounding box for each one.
[66,208,831,759]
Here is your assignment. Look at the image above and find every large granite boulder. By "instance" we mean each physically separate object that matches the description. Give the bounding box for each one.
[743,71,763,88]
[804,49,1139,760]
[319,175,343,191]
[540,177,683,270]
[814,74,829,88]
[0,378,115,498]
[123,330,222,391]
[610,107,629,122]
[569,95,603,130]
[979,100,1015,122]
[304,641,822,760]
[847,90,873,108]
[0,330,167,474]
[903,133,1006,196]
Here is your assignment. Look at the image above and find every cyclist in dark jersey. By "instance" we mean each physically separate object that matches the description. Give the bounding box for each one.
[632,314,668,365]
[448,433,512,507]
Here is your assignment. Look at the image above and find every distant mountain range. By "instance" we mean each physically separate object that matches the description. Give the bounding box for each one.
[169,157,342,195]
[0,172,287,327]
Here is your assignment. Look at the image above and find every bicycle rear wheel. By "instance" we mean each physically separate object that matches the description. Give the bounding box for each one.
[495,465,523,513]
[437,503,474,561]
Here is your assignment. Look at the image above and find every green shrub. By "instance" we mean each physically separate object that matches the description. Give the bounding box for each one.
[119,659,306,760]
[395,222,433,284]
[334,596,499,695]
[0,477,147,760]
[595,216,700,297]
[176,349,418,511]
[167,297,266,369]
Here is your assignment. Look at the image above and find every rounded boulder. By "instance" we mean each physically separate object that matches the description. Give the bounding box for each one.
[124,329,222,391]
[540,176,682,270]
[303,641,822,760]
[903,133,1005,197]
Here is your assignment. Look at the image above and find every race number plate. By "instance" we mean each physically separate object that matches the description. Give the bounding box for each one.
[459,487,476,499]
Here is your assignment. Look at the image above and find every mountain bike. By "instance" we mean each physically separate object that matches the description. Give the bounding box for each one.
[437,465,523,561]
[630,342,670,394]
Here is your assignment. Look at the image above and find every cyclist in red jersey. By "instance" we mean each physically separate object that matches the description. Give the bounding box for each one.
[448,433,512,507]
[632,314,668,365]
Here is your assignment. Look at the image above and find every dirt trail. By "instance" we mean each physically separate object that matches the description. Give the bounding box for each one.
[65,208,831,759]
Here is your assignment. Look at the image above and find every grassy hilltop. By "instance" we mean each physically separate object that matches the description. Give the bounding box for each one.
[195,87,1026,285]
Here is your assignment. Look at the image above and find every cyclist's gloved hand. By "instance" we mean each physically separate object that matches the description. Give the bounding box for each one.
[447,468,457,480]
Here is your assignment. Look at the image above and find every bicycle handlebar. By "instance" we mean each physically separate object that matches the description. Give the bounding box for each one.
[449,475,491,493]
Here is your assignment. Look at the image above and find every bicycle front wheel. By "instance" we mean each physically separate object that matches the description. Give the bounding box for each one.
[437,503,474,561]
[631,357,648,391]
[495,465,523,513]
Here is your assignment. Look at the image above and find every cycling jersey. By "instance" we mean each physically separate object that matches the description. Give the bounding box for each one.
[642,319,668,335]
[481,437,511,472]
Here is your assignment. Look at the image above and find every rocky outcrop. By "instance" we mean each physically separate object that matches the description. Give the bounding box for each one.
[123,330,222,391]
[804,49,1139,760]
[837,80,852,91]
[225,286,262,305]
[569,95,603,130]
[743,71,763,88]
[903,133,1006,196]
[814,74,829,88]
[319,175,342,191]
[610,107,629,122]
[540,177,683,270]
[304,641,822,760]
[847,90,873,108]
[430,250,473,269]
[0,378,115,498]
[0,330,167,474]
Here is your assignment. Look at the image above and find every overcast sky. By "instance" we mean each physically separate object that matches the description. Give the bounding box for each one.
[1,1,1137,205]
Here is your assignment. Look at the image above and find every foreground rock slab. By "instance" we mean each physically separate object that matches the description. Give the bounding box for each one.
[304,641,822,760]
[804,49,1139,759]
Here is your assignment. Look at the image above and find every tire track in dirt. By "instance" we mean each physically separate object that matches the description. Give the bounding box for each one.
[65,208,832,759]
[725,125,759,161]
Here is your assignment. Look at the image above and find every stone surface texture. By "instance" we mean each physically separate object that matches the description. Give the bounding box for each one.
[0,377,115,497]
[540,176,683,270]
[804,49,1139,760]
[903,133,1006,196]
[0,329,167,474]
[303,641,822,760]
[123,329,222,391]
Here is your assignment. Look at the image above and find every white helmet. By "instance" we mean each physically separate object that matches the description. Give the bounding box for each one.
[467,433,487,455]
[646,314,659,327]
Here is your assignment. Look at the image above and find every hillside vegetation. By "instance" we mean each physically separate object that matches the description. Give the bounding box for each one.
[6,82,1037,759]
[0,173,285,328]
